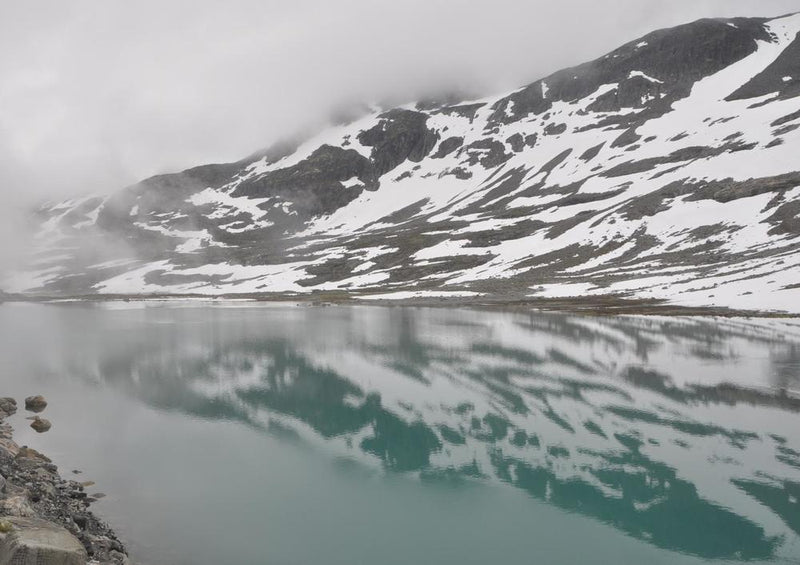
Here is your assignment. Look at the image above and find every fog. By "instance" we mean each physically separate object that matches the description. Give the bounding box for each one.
[1,0,798,207]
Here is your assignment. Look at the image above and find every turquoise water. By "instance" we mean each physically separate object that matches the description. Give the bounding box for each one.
[1,303,799,564]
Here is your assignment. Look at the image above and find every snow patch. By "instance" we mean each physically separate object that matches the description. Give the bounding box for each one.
[628,71,664,84]
[340,176,363,189]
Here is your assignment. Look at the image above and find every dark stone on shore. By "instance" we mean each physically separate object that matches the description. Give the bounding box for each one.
[30,418,52,434]
[16,446,51,464]
[71,513,88,530]
[24,396,48,413]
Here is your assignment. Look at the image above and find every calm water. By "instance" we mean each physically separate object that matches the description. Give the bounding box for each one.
[1,303,799,565]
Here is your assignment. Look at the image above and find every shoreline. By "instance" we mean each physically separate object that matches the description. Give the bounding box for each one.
[0,398,129,565]
[2,292,799,318]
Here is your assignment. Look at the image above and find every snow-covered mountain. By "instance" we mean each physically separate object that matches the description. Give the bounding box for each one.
[8,13,800,312]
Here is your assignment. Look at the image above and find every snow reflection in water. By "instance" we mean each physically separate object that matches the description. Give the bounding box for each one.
[2,303,799,562]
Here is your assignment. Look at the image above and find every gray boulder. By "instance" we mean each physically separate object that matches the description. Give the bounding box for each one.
[30,418,52,434]
[24,396,47,413]
[0,516,87,565]
[0,399,15,419]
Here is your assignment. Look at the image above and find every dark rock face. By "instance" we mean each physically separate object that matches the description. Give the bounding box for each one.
[539,149,573,176]
[611,127,642,148]
[580,143,605,162]
[489,18,770,125]
[772,109,800,127]
[728,32,800,101]
[232,145,377,216]
[506,133,525,152]
[767,199,800,235]
[588,75,665,112]
[358,109,439,175]
[431,136,464,158]
[544,122,567,136]
[601,143,755,178]
[619,172,800,222]
[231,109,438,219]
[685,171,800,203]
[462,139,512,168]
[97,163,242,231]
[94,137,304,239]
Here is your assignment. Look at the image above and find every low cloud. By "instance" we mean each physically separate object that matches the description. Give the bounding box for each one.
[0,0,797,208]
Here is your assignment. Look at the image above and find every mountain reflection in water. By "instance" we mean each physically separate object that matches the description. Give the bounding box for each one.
[10,304,800,561]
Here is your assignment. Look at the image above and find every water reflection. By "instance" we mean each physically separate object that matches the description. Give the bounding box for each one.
[6,304,800,561]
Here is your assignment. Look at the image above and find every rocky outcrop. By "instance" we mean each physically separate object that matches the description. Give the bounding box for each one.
[358,109,439,175]
[489,17,771,125]
[232,145,378,216]
[0,399,128,565]
[728,32,800,101]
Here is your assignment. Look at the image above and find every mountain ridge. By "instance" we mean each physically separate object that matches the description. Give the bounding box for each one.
[7,13,800,313]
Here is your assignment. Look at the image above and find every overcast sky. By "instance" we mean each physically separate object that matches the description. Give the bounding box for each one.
[1,0,799,206]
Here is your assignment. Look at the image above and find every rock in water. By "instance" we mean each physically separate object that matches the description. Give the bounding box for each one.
[24,396,47,413]
[0,516,87,565]
[30,418,52,433]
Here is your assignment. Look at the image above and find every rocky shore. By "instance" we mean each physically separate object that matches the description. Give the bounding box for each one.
[5,291,800,318]
[0,397,129,565]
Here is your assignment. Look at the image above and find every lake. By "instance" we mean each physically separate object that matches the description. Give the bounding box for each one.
[1,302,799,564]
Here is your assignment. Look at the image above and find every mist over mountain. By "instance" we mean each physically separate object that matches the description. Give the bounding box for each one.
[4,11,800,313]
[2,0,799,202]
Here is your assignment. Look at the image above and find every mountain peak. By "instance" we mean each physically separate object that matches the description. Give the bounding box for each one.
[8,13,800,314]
